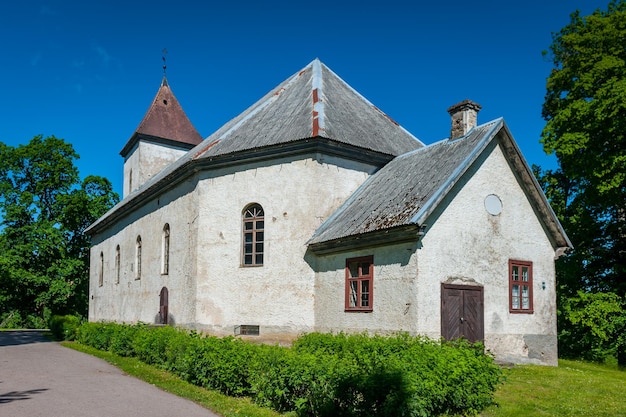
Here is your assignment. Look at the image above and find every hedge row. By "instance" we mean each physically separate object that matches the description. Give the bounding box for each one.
[76,322,503,416]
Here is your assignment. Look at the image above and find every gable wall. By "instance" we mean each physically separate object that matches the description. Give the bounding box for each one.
[191,153,376,343]
[417,139,558,364]
[89,176,200,326]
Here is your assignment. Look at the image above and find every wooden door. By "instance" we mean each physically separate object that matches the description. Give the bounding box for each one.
[159,287,169,325]
[441,284,484,342]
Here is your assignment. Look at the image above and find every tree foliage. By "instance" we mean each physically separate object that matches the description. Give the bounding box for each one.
[540,0,626,296]
[539,1,626,365]
[0,135,118,328]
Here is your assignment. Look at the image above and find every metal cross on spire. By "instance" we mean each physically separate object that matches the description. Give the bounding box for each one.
[162,48,168,76]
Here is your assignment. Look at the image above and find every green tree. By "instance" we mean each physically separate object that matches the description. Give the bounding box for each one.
[541,0,626,296]
[0,135,118,328]
[539,1,626,365]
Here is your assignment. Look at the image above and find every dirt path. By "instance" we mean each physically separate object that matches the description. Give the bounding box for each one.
[0,330,220,417]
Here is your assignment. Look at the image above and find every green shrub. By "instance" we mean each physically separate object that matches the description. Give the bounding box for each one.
[77,321,118,350]
[559,291,626,366]
[182,335,254,396]
[48,315,81,340]
[290,332,503,417]
[109,323,142,356]
[132,325,188,367]
[75,323,502,416]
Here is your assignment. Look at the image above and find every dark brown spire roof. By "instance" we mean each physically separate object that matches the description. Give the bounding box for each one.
[120,76,203,157]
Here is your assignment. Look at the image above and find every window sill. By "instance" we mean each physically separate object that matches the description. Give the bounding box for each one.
[345,308,373,313]
[510,309,534,314]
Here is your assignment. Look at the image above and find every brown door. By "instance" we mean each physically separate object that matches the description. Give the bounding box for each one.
[159,287,169,325]
[441,284,484,342]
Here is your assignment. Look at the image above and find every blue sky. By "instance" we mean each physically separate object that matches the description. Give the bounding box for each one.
[0,1,610,196]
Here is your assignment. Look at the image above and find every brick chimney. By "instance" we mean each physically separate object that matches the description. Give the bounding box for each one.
[447,99,482,139]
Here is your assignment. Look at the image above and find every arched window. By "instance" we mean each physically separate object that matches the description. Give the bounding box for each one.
[115,245,120,284]
[162,224,170,275]
[242,204,264,266]
[98,251,104,287]
[135,235,142,279]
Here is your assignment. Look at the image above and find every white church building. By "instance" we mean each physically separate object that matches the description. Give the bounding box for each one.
[86,59,572,365]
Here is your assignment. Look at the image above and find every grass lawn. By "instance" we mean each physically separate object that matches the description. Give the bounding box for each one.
[63,342,624,417]
[482,359,626,417]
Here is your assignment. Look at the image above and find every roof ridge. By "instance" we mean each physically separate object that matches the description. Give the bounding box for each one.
[311,59,325,136]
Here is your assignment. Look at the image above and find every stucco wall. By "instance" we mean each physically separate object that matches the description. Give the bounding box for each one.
[123,140,188,197]
[312,139,558,365]
[91,151,378,344]
[191,153,376,343]
[314,242,419,335]
[89,176,200,327]
[417,139,558,365]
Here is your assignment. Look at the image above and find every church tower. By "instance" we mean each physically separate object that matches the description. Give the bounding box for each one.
[120,76,203,197]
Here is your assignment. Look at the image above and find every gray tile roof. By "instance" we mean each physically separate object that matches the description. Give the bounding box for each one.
[87,59,423,234]
[308,117,572,250]
[193,59,424,159]
[307,120,503,244]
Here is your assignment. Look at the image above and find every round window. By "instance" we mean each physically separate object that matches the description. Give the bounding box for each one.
[484,194,502,215]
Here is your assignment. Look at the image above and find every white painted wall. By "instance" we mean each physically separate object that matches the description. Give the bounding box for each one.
[89,176,200,327]
[91,151,377,344]
[416,139,558,365]
[123,140,189,197]
[191,154,376,343]
[313,139,558,365]
[314,242,420,335]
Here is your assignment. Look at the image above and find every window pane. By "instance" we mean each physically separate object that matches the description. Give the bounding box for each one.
[512,284,520,309]
[256,220,264,230]
[256,231,264,242]
[512,266,519,281]
[348,262,359,278]
[255,254,263,265]
[244,233,253,243]
[255,243,263,253]
[349,281,358,307]
[361,280,370,307]
[360,262,370,276]
[522,285,530,309]
[244,243,253,254]
[522,267,529,282]
[244,255,252,264]
[244,221,253,230]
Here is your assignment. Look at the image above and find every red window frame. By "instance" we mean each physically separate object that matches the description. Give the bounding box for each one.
[345,256,374,312]
[242,204,264,266]
[509,260,533,313]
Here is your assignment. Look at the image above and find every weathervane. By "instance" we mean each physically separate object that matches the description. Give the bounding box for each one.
[162,48,167,76]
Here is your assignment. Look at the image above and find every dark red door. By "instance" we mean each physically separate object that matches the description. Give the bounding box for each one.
[159,287,169,325]
[441,284,484,342]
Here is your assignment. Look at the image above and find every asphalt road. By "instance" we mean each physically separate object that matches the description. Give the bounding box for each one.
[0,330,221,417]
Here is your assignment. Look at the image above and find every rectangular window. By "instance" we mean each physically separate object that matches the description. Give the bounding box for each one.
[509,260,533,313]
[345,256,373,312]
[98,252,104,287]
[115,246,120,284]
